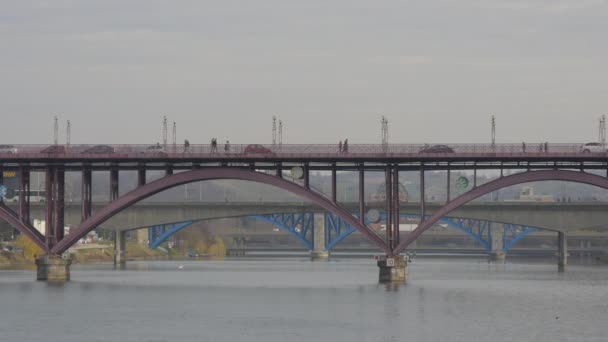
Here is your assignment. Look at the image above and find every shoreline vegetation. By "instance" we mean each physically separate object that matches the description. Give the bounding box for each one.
[1,236,227,270]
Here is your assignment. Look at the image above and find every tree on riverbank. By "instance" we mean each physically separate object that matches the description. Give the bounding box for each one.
[14,235,43,262]
[207,237,226,257]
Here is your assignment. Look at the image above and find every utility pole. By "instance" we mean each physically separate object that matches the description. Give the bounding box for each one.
[381,116,389,147]
[278,120,283,146]
[490,115,496,149]
[162,116,168,147]
[172,121,177,146]
[599,115,606,148]
[53,115,59,145]
[66,120,71,146]
[272,116,277,145]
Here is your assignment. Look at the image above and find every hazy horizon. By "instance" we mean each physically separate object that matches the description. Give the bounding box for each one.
[2,0,607,144]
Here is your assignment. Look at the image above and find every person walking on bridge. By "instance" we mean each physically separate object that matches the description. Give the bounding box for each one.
[343,139,349,153]
[338,140,342,153]
[211,138,218,153]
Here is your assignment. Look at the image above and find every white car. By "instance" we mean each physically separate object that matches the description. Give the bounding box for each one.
[0,144,17,154]
[580,142,605,153]
[139,144,167,155]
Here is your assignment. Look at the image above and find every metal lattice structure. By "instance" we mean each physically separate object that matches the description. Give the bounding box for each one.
[145,212,536,254]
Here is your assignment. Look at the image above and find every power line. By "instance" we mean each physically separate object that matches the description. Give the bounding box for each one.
[172,121,177,146]
[272,116,277,145]
[162,116,168,147]
[53,115,59,145]
[381,116,389,146]
[599,115,606,148]
[279,120,283,146]
[66,120,71,146]
[490,115,496,148]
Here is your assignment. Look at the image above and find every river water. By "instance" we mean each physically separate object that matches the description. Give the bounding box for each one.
[1,257,607,342]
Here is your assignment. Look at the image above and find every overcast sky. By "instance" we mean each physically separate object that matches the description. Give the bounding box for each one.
[1,0,607,144]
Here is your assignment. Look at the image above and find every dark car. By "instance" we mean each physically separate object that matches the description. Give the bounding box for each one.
[40,145,65,154]
[419,144,454,153]
[243,144,274,155]
[82,145,114,154]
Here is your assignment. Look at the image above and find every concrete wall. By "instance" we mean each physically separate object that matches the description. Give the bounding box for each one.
[7,202,608,233]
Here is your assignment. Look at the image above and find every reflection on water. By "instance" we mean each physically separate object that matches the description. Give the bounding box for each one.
[1,257,607,342]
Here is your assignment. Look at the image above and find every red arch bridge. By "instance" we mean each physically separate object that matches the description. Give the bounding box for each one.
[1,142,607,282]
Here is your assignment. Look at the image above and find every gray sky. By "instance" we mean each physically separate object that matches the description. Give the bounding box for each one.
[1,0,607,144]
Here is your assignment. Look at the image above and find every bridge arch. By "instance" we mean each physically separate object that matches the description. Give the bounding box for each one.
[51,168,388,254]
[0,204,49,252]
[394,170,608,254]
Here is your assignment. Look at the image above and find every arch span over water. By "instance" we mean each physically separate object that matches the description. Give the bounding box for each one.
[394,170,608,254]
[51,168,388,254]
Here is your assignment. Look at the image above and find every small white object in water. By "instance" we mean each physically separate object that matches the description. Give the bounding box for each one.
[178,265,184,269]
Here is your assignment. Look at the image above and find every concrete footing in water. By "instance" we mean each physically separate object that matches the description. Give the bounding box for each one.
[36,255,72,282]
[310,250,330,260]
[488,252,506,262]
[377,255,407,283]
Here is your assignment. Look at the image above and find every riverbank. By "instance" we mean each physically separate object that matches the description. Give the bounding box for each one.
[0,242,167,269]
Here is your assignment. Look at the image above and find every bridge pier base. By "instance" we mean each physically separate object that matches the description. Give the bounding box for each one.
[377,255,407,283]
[36,255,72,282]
[558,231,567,272]
[488,252,506,262]
[114,231,127,266]
[310,214,330,260]
[488,223,506,262]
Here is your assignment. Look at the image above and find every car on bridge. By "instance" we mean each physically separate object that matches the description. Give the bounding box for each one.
[580,142,605,153]
[244,144,275,155]
[419,144,454,153]
[82,145,115,154]
[40,145,65,154]
[139,144,167,156]
[0,144,18,154]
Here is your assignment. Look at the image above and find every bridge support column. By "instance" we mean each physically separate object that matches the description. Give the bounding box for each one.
[36,255,72,282]
[558,231,567,271]
[377,255,407,283]
[114,231,127,266]
[488,223,506,262]
[310,214,329,260]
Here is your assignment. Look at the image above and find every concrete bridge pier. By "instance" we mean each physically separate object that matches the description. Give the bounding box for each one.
[488,223,506,262]
[377,255,407,283]
[114,231,127,267]
[558,231,567,271]
[310,214,329,260]
[35,255,72,281]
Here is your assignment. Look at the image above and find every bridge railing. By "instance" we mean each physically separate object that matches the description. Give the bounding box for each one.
[0,143,590,157]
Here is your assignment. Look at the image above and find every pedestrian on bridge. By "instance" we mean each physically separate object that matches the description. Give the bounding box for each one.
[544,142,548,153]
[338,140,342,153]
[225,140,230,152]
[343,139,348,153]
[522,142,526,153]
[183,139,190,153]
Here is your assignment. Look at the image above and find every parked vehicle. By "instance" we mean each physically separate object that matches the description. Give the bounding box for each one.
[243,144,274,155]
[0,144,17,154]
[40,145,65,154]
[580,142,605,153]
[419,144,454,153]
[82,145,114,154]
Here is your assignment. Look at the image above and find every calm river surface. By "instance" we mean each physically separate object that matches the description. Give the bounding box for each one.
[1,257,607,342]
